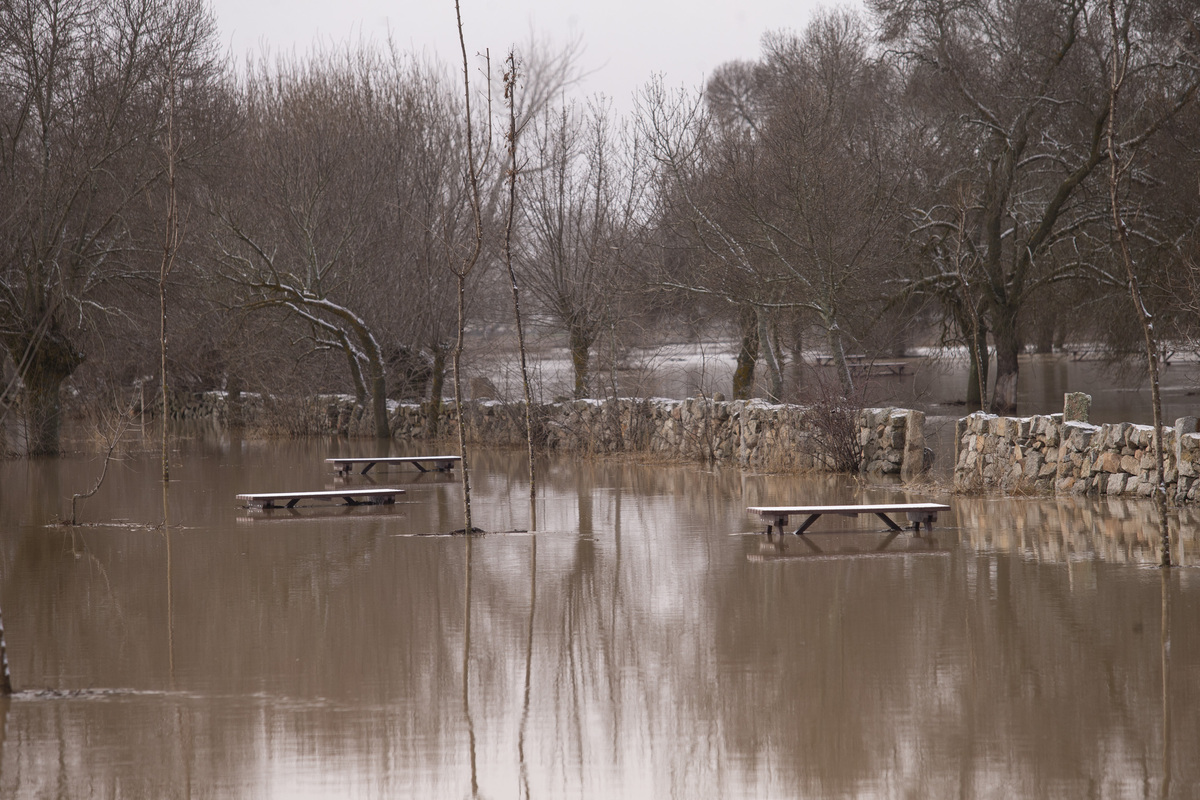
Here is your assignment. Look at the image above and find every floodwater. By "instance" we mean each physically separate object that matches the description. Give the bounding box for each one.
[521,345,1200,427]
[1,435,1199,798]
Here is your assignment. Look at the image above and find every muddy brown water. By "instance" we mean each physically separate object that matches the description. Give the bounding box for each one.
[1,435,1198,798]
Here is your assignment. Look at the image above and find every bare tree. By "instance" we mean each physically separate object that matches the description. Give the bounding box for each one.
[0,0,223,454]
[502,50,538,508]
[638,11,902,400]
[449,0,490,533]
[518,98,646,398]
[873,0,1200,413]
[1104,0,1199,567]
[212,47,409,439]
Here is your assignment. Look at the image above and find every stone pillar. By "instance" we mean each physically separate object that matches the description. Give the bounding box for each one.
[1174,416,1198,477]
[901,409,927,482]
[1063,392,1091,423]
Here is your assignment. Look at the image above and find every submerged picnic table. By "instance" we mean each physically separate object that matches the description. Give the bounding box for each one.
[326,455,461,476]
[747,503,951,535]
[238,487,404,509]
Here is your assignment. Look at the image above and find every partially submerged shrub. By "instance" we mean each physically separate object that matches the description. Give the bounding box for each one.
[798,373,865,473]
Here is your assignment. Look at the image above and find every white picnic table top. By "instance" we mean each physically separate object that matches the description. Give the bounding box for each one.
[238,487,404,509]
[747,503,951,534]
[326,455,460,475]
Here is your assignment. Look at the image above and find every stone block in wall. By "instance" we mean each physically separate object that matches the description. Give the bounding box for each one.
[1179,434,1200,477]
[1069,421,1098,446]
[1022,451,1044,482]
[1096,451,1122,473]
[1104,422,1131,449]
[1106,473,1128,495]
[1064,392,1091,422]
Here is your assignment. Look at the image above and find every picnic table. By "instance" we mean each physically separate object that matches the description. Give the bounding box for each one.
[238,487,404,509]
[326,455,461,476]
[747,503,951,535]
[812,354,907,375]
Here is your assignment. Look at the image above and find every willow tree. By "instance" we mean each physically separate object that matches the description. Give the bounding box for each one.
[518,99,646,399]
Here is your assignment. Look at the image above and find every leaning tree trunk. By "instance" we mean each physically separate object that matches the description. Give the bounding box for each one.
[966,322,990,411]
[758,312,783,402]
[823,315,854,399]
[732,305,759,400]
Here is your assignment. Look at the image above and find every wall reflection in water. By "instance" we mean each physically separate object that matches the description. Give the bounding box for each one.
[0,438,1196,798]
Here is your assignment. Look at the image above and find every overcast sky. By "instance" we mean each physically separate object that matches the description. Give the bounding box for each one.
[207,0,859,110]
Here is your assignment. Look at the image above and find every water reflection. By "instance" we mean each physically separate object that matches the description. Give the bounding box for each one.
[0,438,1197,797]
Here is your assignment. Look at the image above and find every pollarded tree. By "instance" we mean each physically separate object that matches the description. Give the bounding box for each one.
[873,0,1200,413]
[518,98,648,399]
[0,0,224,454]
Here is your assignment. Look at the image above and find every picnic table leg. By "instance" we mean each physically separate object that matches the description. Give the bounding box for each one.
[359,461,378,476]
[286,498,300,509]
[875,531,901,551]
[874,512,904,532]
[792,514,822,535]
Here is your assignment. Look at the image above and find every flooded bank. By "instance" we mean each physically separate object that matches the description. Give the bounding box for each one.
[1,436,1197,797]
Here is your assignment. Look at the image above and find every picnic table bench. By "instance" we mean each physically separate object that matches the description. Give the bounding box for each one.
[238,487,404,509]
[812,354,907,376]
[326,455,461,476]
[747,503,951,535]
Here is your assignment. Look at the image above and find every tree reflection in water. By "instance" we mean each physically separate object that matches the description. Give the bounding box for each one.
[0,443,1196,797]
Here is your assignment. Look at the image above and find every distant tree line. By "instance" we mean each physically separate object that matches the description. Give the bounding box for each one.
[1,0,1198,455]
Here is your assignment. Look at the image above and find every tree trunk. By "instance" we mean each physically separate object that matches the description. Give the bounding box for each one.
[11,332,83,456]
[758,311,783,402]
[990,312,1020,415]
[569,325,591,400]
[427,347,446,438]
[453,275,473,534]
[1106,0,1169,566]
[825,318,854,399]
[343,346,367,409]
[731,305,759,400]
[966,323,989,411]
[368,358,389,440]
[0,600,12,694]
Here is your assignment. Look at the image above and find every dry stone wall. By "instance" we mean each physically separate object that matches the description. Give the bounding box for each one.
[166,391,931,477]
[392,397,930,475]
[954,392,1200,502]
